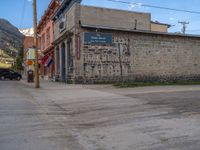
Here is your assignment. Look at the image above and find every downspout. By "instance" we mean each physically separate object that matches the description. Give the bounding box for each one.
[118,43,123,81]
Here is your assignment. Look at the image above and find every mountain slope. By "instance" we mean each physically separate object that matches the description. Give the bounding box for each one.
[0,19,24,67]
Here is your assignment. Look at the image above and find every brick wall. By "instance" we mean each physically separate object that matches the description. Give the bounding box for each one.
[23,36,34,50]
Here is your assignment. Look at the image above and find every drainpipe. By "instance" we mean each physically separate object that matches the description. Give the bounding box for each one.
[118,43,123,81]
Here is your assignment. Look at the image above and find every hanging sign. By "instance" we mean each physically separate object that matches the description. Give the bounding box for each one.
[26,60,34,66]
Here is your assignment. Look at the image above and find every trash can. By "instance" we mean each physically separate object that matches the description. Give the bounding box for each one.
[27,70,34,83]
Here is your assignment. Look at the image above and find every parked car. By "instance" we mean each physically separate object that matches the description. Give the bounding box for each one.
[0,68,22,81]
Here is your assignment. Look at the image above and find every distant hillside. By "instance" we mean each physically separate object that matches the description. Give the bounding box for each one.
[19,28,34,37]
[0,19,24,67]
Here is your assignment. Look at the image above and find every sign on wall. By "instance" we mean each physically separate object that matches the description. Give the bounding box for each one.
[27,48,35,60]
[27,48,41,60]
[84,32,113,44]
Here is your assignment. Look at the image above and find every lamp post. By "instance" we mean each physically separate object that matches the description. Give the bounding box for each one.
[33,0,40,88]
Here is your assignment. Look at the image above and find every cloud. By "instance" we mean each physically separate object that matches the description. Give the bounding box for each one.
[128,3,142,10]
[169,17,174,21]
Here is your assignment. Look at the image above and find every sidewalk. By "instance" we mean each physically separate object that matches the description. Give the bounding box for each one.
[20,76,200,95]
[20,77,114,90]
[97,84,200,95]
[20,77,84,89]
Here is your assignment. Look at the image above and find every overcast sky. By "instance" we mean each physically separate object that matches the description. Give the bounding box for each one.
[0,0,200,34]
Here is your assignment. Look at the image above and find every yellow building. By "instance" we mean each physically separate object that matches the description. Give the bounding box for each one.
[151,21,171,33]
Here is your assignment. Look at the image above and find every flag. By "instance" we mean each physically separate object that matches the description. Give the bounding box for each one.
[45,56,53,68]
[42,55,49,65]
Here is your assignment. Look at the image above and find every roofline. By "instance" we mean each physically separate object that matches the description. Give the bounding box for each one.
[53,2,150,21]
[81,4,151,16]
[151,21,171,28]
[38,0,61,29]
[53,0,81,21]
[80,24,200,38]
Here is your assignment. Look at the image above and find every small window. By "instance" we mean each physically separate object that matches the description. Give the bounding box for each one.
[41,34,45,50]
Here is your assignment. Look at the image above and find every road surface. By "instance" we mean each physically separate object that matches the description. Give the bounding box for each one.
[1,80,200,150]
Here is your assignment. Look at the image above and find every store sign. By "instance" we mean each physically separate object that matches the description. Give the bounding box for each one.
[84,32,112,44]
[26,60,34,66]
[27,48,35,60]
[27,48,40,60]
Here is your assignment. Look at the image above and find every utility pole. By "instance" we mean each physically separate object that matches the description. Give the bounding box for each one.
[33,0,40,88]
[178,21,189,34]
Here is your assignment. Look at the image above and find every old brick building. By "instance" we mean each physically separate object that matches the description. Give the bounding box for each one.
[52,0,200,83]
[37,0,61,80]
[23,36,34,74]
[23,36,41,75]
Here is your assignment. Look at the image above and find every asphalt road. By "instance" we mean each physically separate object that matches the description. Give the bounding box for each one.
[0,81,85,150]
[1,81,200,150]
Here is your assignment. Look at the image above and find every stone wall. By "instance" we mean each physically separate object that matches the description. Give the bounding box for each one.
[75,29,200,83]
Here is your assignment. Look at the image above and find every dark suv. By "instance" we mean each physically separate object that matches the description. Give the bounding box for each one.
[0,68,22,81]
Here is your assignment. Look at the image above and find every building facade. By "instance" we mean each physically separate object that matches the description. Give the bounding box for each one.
[23,36,41,75]
[37,0,61,80]
[52,0,200,83]
[53,0,81,82]
[151,21,171,33]
[23,36,34,74]
[53,0,152,82]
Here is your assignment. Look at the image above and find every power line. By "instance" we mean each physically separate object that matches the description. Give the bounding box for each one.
[187,29,200,31]
[178,21,189,34]
[19,0,27,28]
[107,0,200,14]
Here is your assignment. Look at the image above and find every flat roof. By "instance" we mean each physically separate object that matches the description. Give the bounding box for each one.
[151,21,171,28]
[81,4,151,16]
[53,0,81,20]
[81,24,200,39]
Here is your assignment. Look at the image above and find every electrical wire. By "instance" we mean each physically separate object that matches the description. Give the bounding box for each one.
[187,29,200,31]
[107,0,200,14]
[19,0,27,28]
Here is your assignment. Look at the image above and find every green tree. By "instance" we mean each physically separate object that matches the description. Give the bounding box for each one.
[13,47,23,71]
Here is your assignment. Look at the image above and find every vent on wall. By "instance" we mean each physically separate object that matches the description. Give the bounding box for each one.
[59,17,66,33]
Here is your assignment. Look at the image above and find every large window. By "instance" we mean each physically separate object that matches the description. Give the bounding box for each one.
[41,34,45,50]
[46,28,50,46]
